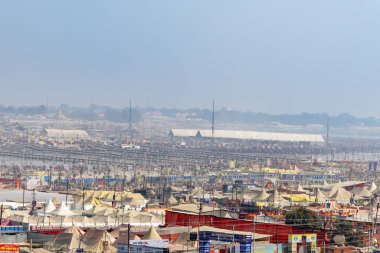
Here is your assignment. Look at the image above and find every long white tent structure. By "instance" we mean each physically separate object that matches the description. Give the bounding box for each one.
[169,129,325,143]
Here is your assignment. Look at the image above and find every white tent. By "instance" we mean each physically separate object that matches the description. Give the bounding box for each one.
[166,195,178,206]
[45,199,56,213]
[353,187,373,199]
[369,182,378,193]
[50,202,75,217]
[253,188,270,201]
[296,184,306,193]
[270,190,284,202]
[143,227,162,240]
[329,188,352,203]
[315,188,327,203]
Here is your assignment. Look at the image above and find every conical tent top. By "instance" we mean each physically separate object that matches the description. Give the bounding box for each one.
[254,188,270,201]
[45,199,56,213]
[143,227,162,240]
[296,184,305,192]
[279,182,287,191]
[315,188,326,198]
[271,190,284,202]
[369,182,378,192]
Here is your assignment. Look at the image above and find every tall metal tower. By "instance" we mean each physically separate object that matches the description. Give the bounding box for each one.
[212,101,215,140]
[129,100,132,143]
[326,117,330,148]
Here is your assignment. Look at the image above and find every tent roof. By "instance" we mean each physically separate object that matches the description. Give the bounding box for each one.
[84,239,117,253]
[81,229,116,246]
[45,199,56,213]
[47,233,81,252]
[167,195,178,205]
[223,213,232,219]
[296,184,305,192]
[353,187,373,198]
[84,197,103,206]
[64,225,85,239]
[170,129,325,143]
[329,188,352,202]
[50,202,75,217]
[142,227,162,240]
[315,188,326,199]
[369,182,378,193]
[172,204,219,214]
[253,188,270,201]
[270,190,284,202]
[279,182,287,191]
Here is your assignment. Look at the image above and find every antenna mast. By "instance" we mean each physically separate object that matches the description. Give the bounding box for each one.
[326,117,330,148]
[212,101,215,140]
[129,100,132,143]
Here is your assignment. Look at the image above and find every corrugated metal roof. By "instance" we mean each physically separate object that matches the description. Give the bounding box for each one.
[190,226,272,239]
[43,129,89,139]
[171,203,219,214]
[169,129,199,137]
[169,129,325,143]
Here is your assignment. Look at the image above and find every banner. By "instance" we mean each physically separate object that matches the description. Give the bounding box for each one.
[130,239,169,249]
[0,244,19,252]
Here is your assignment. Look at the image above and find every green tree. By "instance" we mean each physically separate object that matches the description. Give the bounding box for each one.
[334,220,365,247]
[285,207,321,230]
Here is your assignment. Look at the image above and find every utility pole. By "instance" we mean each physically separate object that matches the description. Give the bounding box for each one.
[372,200,380,248]
[82,187,85,211]
[253,216,256,253]
[0,203,3,226]
[272,182,275,207]
[65,176,69,204]
[22,183,25,208]
[160,165,165,203]
[112,186,116,207]
[121,171,125,207]
[127,224,132,253]
[49,166,52,189]
[31,189,36,212]
[162,177,167,204]
[197,202,203,252]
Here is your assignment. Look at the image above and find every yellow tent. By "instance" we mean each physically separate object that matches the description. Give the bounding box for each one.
[282,194,315,202]
[85,197,103,206]
[255,202,269,207]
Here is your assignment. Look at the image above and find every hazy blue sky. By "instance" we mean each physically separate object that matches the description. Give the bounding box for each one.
[1,1,380,116]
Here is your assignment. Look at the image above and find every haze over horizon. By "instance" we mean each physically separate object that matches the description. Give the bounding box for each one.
[1,1,380,117]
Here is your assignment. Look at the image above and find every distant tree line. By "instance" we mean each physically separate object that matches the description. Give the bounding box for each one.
[61,104,141,123]
[1,104,380,127]
[0,104,141,123]
[0,105,47,115]
[153,107,380,127]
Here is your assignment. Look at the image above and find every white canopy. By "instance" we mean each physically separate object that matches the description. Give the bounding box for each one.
[253,188,270,201]
[50,202,75,217]
[369,182,378,193]
[45,199,56,213]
